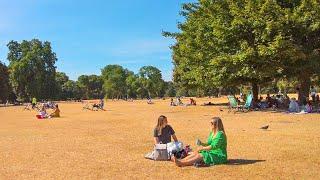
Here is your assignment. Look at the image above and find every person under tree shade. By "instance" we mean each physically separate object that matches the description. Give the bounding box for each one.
[310,86,317,102]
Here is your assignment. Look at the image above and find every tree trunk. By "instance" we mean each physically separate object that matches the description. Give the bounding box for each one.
[252,82,258,102]
[298,76,311,105]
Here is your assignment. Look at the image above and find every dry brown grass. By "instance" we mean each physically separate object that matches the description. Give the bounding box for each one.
[0,97,319,179]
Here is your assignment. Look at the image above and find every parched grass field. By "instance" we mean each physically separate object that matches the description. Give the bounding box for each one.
[0,97,319,179]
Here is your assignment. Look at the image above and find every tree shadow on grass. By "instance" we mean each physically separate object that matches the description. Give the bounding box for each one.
[227,159,265,165]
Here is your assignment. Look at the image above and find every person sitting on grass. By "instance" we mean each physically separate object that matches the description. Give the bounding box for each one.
[190,98,197,106]
[154,115,178,144]
[305,101,313,113]
[176,98,183,106]
[92,99,104,111]
[98,98,105,110]
[39,106,48,119]
[173,117,227,167]
[49,104,60,118]
[170,98,176,106]
[288,98,300,113]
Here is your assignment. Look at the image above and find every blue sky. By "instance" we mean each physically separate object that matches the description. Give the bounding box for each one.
[0,0,195,81]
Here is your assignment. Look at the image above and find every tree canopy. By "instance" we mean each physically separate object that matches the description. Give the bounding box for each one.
[164,0,320,102]
[0,61,10,103]
[7,39,58,101]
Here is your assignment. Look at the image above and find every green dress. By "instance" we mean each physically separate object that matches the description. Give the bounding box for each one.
[200,131,227,165]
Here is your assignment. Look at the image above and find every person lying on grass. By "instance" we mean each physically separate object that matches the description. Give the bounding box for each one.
[49,104,60,118]
[154,115,178,144]
[173,117,227,167]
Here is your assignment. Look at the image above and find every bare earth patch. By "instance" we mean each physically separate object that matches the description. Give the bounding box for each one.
[0,97,319,179]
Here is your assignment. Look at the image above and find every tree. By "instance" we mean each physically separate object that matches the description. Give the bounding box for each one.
[62,80,82,100]
[78,75,104,99]
[7,39,58,101]
[164,81,176,97]
[125,72,140,99]
[164,0,320,102]
[0,62,10,103]
[139,66,165,98]
[101,65,128,99]
[275,0,320,103]
[55,72,69,100]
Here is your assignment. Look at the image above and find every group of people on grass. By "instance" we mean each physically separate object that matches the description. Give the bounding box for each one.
[83,98,105,111]
[37,104,60,119]
[148,115,227,167]
[235,87,320,113]
[170,97,197,106]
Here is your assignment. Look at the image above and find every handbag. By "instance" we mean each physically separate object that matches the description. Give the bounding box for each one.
[153,144,169,161]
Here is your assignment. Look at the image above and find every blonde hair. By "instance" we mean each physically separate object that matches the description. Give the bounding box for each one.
[156,115,167,136]
[211,117,225,135]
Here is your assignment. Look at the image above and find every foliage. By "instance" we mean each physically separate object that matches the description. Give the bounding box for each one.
[0,61,11,102]
[7,39,58,101]
[78,75,103,99]
[101,65,130,99]
[138,66,166,98]
[164,0,320,102]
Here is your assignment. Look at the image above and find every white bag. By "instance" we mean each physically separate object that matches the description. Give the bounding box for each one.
[153,144,169,161]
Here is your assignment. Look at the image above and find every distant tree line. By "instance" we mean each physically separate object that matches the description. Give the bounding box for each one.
[0,39,177,103]
[163,0,320,103]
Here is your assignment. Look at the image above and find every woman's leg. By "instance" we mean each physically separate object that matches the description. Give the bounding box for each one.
[181,151,199,161]
[174,153,203,167]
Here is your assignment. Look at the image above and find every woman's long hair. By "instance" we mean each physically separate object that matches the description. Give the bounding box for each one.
[211,117,225,135]
[156,115,167,136]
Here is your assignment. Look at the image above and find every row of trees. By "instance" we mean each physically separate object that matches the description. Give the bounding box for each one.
[164,0,320,102]
[0,39,177,103]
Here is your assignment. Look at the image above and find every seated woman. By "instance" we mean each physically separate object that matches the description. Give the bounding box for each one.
[49,104,60,118]
[99,99,104,110]
[173,117,227,167]
[147,98,154,104]
[154,115,178,144]
[170,98,176,106]
[190,98,197,106]
[305,101,313,113]
[288,98,300,113]
[38,106,48,119]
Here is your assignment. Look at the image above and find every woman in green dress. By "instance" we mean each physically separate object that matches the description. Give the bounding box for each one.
[173,117,227,167]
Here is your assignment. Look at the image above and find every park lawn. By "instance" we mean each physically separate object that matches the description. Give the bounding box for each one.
[0,97,319,179]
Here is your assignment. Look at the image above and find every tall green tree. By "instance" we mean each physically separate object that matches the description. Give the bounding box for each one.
[7,39,58,101]
[275,0,320,102]
[139,66,165,98]
[125,72,140,99]
[164,0,320,102]
[78,75,104,99]
[62,80,82,100]
[101,65,128,99]
[55,72,69,100]
[0,61,10,103]
[164,81,176,97]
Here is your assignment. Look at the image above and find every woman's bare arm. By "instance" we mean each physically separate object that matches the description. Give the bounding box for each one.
[198,145,211,152]
[154,137,159,144]
[172,134,178,142]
